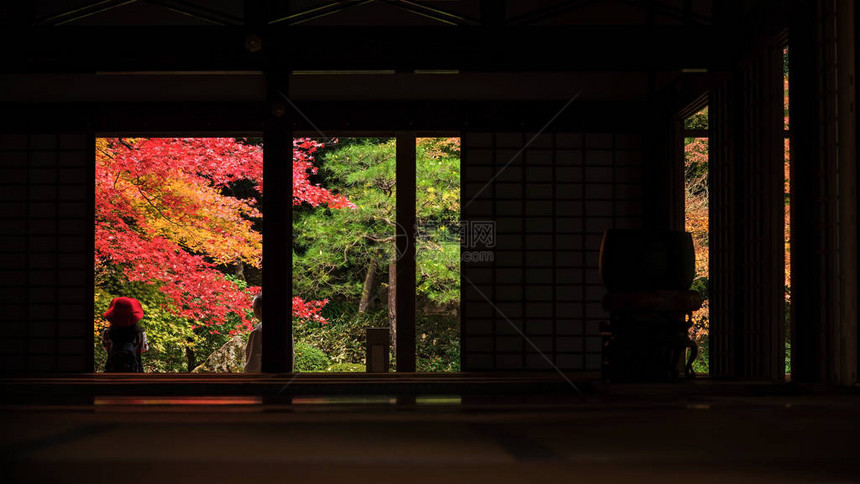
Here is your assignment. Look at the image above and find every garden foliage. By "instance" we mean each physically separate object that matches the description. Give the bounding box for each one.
[95,137,461,372]
[94,137,349,371]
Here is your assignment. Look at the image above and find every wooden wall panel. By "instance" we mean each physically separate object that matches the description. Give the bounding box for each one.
[0,133,93,373]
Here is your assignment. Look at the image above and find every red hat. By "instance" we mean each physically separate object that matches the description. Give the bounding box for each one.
[103,297,144,327]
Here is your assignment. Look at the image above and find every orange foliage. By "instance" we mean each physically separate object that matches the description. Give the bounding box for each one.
[784,68,791,297]
[684,137,709,342]
[418,137,460,159]
[684,138,709,280]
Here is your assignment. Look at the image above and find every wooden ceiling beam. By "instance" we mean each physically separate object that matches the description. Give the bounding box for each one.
[2,25,738,73]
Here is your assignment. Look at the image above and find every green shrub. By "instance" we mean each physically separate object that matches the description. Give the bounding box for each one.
[293,309,387,366]
[416,314,460,372]
[327,362,365,373]
[692,337,709,375]
[690,277,708,298]
[292,309,461,372]
[294,341,331,371]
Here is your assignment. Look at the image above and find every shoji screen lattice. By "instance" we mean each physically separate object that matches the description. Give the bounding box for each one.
[461,132,645,371]
[0,133,93,373]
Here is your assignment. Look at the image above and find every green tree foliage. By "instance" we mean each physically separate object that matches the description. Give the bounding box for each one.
[293,139,397,302]
[292,138,461,371]
[292,138,460,311]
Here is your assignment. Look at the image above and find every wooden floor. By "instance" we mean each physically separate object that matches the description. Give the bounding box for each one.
[2,375,859,482]
[0,371,814,401]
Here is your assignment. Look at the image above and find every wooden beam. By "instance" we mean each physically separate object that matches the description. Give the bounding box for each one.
[480,0,506,26]
[145,0,242,26]
[0,100,654,133]
[0,1,36,26]
[619,0,712,25]
[31,0,138,27]
[2,26,738,73]
[383,0,479,26]
[395,132,416,372]
[269,1,374,26]
[507,0,594,26]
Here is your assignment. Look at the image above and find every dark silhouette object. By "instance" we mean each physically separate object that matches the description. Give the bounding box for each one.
[600,229,702,382]
[244,293,263,373]
[600,229,696,292]
[366,328,390,373]
[102,297,148,373]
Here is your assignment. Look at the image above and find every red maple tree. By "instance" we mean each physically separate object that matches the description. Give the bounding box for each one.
[95,137,351,334]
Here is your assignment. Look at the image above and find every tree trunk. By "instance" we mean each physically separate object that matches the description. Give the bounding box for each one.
[185,344,196,372]
[234,260,245,282]
[358,257,378,314]
[388,261,397,352]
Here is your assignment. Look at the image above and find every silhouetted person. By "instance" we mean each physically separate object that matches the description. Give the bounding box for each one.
[102,297,149,373]
[244,293,263,372]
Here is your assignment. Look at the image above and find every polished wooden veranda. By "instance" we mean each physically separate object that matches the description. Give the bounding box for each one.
[0,372,849,405]
[2,376,859,483]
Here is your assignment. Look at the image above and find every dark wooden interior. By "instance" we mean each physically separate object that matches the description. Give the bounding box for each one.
[0,1,858,480]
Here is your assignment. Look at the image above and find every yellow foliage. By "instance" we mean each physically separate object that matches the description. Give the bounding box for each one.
[684,138,709,280]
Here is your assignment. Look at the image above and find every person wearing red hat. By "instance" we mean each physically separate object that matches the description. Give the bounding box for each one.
[101,297,149,372]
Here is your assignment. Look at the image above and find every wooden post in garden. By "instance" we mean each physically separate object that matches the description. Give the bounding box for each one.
[366,328,390,373]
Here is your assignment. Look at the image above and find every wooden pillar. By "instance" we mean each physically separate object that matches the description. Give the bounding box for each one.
[837,0,857,385]
[261,72,293,373]
[855,0,860,382]
[395,132,416,372]
[709,80,737,378]
[790,2,817,382]
[789,0,817,383]
[791,0,857,385]
[709,35,786,381]
[641,103,676,231]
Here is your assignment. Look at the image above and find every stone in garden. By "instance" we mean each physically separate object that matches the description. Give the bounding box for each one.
[192,335,245,373]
